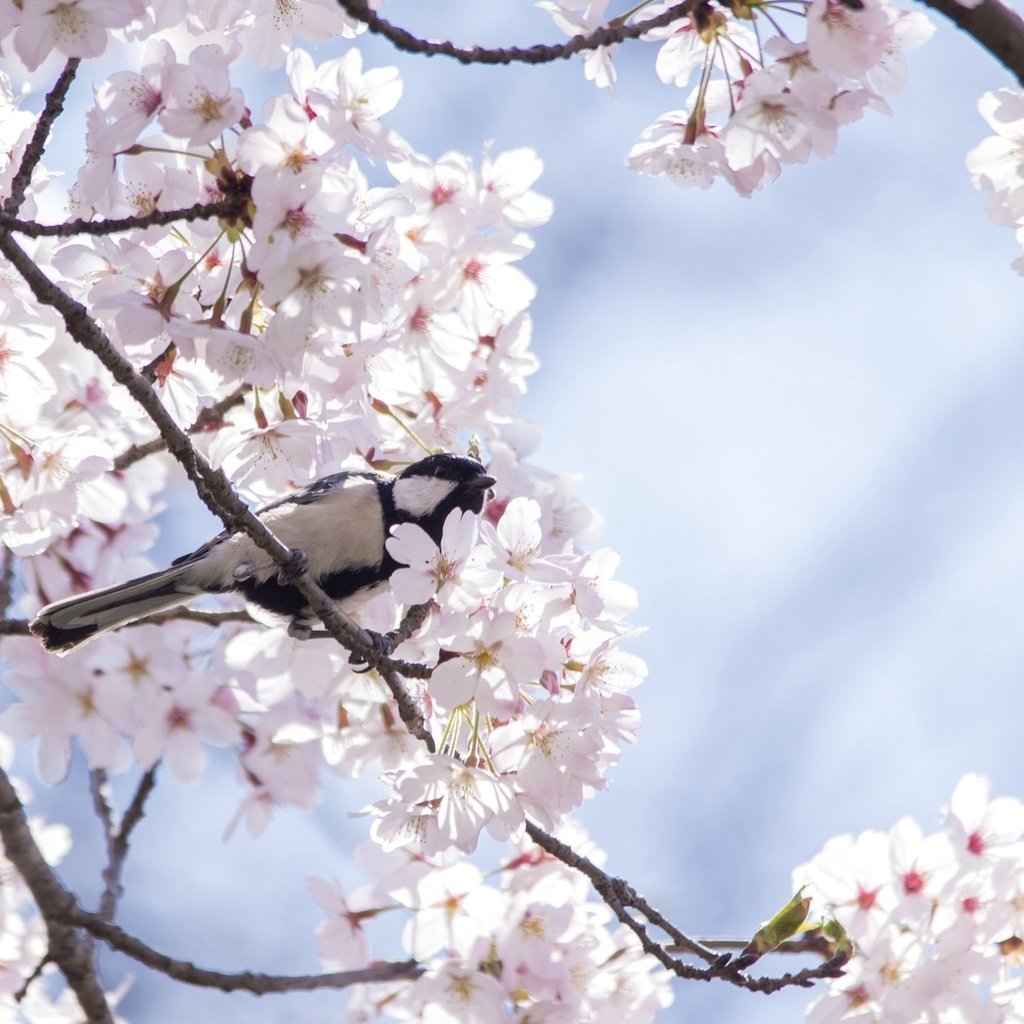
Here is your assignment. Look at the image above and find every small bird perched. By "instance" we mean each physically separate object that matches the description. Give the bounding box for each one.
[30,453,495,655]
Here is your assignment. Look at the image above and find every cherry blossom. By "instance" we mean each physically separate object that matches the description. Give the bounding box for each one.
[0,2,1013,1019]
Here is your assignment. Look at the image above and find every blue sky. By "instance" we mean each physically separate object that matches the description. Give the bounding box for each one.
[12,3,1024,1022]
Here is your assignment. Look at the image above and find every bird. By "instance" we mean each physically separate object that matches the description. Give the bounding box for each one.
[29,452,496,655]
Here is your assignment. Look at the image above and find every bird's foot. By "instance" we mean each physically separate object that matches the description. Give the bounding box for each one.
[348,629,391,673]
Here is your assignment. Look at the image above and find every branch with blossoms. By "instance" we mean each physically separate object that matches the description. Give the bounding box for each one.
[0,168,831,997]
[335,0,1024,83]
[0,762,423,998]
[0,198,252,239]
[1,3,1024,1022]
[334,0,697,64]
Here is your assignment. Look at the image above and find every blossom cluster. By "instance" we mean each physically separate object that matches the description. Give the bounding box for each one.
[0,0,644,831]
[0,3,660,1016]
[311,824,673,1024]
[795,774,1024,1023]
[541,0,935,195]
[968,89,1024,275]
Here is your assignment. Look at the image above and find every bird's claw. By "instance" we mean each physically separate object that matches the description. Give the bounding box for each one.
[277,548,308,584]
[348,629,391,673]
[287,618,314,641]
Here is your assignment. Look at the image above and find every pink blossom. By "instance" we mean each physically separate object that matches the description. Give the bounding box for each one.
[13,0,139,71]
[159,44,245,146]
[133,674,240,782]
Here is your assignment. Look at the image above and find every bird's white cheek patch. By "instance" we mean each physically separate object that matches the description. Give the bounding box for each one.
[393,477,457,518]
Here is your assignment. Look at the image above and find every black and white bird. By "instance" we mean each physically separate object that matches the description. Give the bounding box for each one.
[30,453,495,655]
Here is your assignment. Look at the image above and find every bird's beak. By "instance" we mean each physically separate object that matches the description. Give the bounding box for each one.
[467,474,496,493]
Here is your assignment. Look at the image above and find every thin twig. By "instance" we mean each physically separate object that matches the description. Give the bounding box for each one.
[114,385,248,472]
[3,58,80,216]
[523,822,848,993]
[335,0,694,65]
[0,199,249,239]
[92,768,159,923]
[0,768,114,1022]
[0,229,427,741]
[66,903,423,993]
[1,608,254,639]
[0,765,420,997]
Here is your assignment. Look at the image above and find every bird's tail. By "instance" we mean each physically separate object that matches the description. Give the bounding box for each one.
[29,565,200,655]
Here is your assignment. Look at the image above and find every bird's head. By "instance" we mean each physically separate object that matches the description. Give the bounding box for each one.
[392,453,496,531]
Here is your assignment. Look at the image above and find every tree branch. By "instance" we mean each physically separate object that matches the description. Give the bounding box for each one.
[0,768,114,1022]
[335,0,694,65]
[0,199,250,239]
[0,608,255,639]
[0,228,432,745]
[0,763,419,998]
[64,903,422,994]
[522,822,849,994]
[919,0,1024,86]
[114,385,248,472]
[3,58,80,217]
[91,768,159,924]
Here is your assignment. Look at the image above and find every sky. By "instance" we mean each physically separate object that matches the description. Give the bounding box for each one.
[9,3,1024,1023]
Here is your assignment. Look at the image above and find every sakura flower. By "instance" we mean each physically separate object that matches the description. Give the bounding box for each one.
[404,964,508,1024]
[888,815,956,912]
[490,697,607,828]
[308,876,372,970]
[968,89,1024,221]
[159,44,245,146]
[0,637,133,782]
[309,48,405,156]
[237,100,334,176]
[13,0,139,71]
[792,829,896,944]
[369,757,525,855]
[944,773,1024,864]
[88,40,170,155]
[867,8,935,95]
[627,117,728,191]
[206,413,325,499]
[805,0,893,78]
[537,0,617,93]
[489,496,543,579]
[258,238,363,337]
[393,862,505,959]
[478,147,553,229]
[1,429,116,556]
[0,317,56,423]
[387,507,498,609]
[132,674,240,782]
[570,548,638,624]
[428,608,546,716]
[244,0,361,69]
[723,72,819,170]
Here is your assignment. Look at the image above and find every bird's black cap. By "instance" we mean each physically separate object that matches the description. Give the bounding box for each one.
[401,453,495,491]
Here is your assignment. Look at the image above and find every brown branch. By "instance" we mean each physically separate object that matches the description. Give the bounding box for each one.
[335,0,694,65]
[0,228,430,743]
[0,768,114,1022]
[0,761,419,998]
[523,823,848,994]
[91,768,159,923]
[919,0,1024,85]
[0,199,249,239]
[3,58,80,217]
[65,903,422,994]
[1,608,254,639]
[114,385,248,471]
